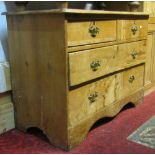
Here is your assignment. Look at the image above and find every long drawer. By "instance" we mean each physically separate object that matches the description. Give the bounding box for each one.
[68,65,144,127]
[117,65,144,100]
[67,20,117,47]
[69,40,146,86]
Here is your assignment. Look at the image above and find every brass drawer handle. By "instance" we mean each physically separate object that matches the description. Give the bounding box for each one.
[128,75,135,83]
[131,50,138,59]
[131,25,138,35]
[89,22,100,37]
[88,92,98,103]
[90,60,101,71]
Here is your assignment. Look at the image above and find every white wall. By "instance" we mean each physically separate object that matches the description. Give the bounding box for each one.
[0,1,8,62]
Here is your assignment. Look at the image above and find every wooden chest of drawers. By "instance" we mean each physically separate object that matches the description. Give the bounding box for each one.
[4,9,149,150]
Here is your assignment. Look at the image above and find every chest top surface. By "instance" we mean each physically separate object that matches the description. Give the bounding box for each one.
[3,8,149,17]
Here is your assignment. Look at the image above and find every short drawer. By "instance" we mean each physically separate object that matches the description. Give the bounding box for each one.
[69,41,146,86]
[117,40,146,66]
[117,65,144,100]
[118,19,148,41]
[67,20,117,47]
[69,75,117,127]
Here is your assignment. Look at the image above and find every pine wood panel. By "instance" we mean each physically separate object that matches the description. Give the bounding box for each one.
[151,33,155,85]
[142,1,155,17]
[67,20,116,46]
[0,102,14,134]
[145,34,154,90]
[7,14,69,149]
[0,93,15,134]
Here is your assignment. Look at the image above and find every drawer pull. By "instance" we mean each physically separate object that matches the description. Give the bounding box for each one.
[131,51,138,59]
[131,25,138,35]
[128,75,135,83]
[88,92,98,103]
[89,23,100,37]
[90,60,101,71]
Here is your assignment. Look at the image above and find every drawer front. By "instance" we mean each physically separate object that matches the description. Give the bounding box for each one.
[67,20,117,47]
[69,41,146,86]
[69,45,117,86]
[117,65,144,100]
[69,75,118,127]
[118,20,148,41]
[117,40,146,67]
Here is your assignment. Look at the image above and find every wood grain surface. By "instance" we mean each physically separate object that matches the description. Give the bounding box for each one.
[67,20,116,46]
[5,10,148,150]
[69,41,146,86]
[7,14,69,149]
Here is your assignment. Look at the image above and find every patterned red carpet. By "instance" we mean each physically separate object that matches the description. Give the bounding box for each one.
[1,91,155,153]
